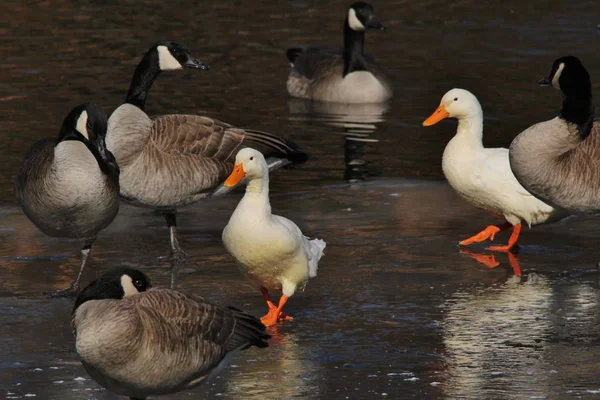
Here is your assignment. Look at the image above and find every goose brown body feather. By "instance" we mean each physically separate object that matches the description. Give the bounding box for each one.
[107,104,306,208]
[73,288,269,398]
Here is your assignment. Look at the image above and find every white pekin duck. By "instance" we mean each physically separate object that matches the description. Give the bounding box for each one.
[221,148,326,326]
[422,89,568,251]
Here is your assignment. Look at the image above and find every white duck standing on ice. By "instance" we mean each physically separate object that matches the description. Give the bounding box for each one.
[222,148,326,327]
[422,89,567,251]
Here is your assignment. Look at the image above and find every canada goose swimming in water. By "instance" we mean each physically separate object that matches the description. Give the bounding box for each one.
[423,89,567,251]
[72,267,270,400]
[106,41,307,280]
[222,148,326,326]
[15,104,119,296]
[509,56,600,213]
[286,2,392,103]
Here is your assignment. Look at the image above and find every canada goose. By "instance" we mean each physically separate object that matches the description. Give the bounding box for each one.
[72,267,270,400]
[106,41,308,278]
[15,103,119,296]
[221,148,326,326]
[423,89,567,251]
[509,56,600,213]
[286,1,392,103]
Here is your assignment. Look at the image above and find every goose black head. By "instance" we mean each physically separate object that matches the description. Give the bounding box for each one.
[58,103,106,144]
[56,103,119,175]
[347,2,385,32]
[153,41,210,71]
[73,267,152,312]
[538,56,591,96]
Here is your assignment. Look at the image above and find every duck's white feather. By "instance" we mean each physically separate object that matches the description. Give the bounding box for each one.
[433,89,566,228]
[222,149,325,297]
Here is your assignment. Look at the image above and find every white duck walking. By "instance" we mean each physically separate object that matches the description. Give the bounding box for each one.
[222,148,326,326]
[422,89,567,251]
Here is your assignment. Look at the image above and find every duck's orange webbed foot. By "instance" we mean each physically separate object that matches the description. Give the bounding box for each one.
[459,223,510,246]
[260,295,291,327]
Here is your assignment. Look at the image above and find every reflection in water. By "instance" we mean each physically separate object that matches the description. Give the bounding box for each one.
[225,328,321,398]
[441,274,600,399]
[287,99,389,182]
[460,249,522,277]
[442,274,553,399]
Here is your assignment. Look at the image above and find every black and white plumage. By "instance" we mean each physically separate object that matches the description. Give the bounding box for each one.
[15,103,120,296]
[509,56,600,213]
[286,2,392,103]
[72,268,270,400]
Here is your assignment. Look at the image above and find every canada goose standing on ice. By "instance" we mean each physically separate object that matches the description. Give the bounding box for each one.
[106,41,307,284]
[15,103,119,296]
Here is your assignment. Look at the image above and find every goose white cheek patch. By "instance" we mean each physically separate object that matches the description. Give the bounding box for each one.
[120,275,139,297]
[157,45,183,71]
[348,8,365,31]
[552,62,565,89]
[76,111,89,139]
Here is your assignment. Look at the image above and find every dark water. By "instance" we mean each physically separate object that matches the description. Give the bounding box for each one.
[2,0,600,399]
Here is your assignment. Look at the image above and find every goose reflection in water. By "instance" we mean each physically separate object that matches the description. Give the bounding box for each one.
[288,99,389,182]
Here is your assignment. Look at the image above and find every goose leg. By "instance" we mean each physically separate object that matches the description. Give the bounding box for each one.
[260,287,292,322]
[47,237,96,297]
[488,223,522,252]
[165,212,186,290]
[261,295,292,327]
[458,222,511,246]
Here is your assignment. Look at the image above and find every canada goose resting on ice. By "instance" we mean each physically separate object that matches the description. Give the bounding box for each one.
[106,41,307,284]
[286,2,392,103]
[222,148,326,326]
[510,56,600,213]
[15,103,119,296]
[423,89,567,252]
[72,267,269,400]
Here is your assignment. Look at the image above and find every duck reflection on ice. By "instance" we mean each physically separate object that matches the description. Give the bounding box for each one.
[459,248,523,277]
[287,99,389,182]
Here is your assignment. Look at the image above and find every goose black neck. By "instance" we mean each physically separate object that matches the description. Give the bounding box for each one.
[560,83,594,140]
[125,49,161,110]
[343,19,367,76]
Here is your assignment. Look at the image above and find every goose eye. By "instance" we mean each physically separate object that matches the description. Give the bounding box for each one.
[454,97,458,101]
[249,156,254,161]
[134,280,143,287]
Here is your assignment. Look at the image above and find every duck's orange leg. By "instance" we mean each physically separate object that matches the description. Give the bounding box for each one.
[261,295,292,327]
[488,223,522,252]
[459,222,511,246]
[260,288,293,325]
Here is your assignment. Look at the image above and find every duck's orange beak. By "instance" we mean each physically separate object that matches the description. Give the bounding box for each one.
[423,105,449,126]
[223,163,245,187]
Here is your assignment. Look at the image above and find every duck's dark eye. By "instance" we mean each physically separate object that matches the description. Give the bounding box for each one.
[134,280,143,288]
[249,156,254,161]
[86,121,93,132]
[454,97,458,101]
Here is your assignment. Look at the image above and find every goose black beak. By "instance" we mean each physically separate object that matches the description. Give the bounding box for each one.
[368,19,385,31]
[183,56,210,70]
[538,76,551,86]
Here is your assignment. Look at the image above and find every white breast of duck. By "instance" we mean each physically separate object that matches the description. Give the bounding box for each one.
[223,184,310,294]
